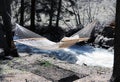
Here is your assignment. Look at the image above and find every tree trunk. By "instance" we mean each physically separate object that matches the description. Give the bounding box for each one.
[88,0,92,23]
[20,0,24,26]
[110,0,120,82]
[77,13,81,25]
[56,0,62,27]
[72,6,79,26]
[0,0,18,56]
[49,0,54,27]
[0,0,13,48]
[30,0,36,32]
[76,0,82,27]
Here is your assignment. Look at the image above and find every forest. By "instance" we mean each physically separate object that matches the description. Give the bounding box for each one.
[0,0,118,82]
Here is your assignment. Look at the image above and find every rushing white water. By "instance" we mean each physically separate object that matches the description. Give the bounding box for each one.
[64,45,113,68]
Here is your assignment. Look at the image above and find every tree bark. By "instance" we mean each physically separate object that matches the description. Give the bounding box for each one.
[72,6,79,26]
[77,13,81,25]
[30,0,36,32]
[0,0,13,48]
[20,0,24,26]
[56,0,62,27]
[49,0,54,27]
[110,0,120,82]
[0,0,19,56]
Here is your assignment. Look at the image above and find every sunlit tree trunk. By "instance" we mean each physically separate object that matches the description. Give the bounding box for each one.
[110,0,120,82]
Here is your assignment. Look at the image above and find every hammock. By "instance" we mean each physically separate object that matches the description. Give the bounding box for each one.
[14,21,97,50]
[71,21,97,38]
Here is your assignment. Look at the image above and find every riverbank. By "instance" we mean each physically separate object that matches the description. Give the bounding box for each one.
[0,52,112,82]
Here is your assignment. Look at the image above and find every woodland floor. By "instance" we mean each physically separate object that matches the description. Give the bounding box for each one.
[0,53,112,82]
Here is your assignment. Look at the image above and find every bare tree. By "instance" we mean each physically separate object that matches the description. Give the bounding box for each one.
[63,0,83,28]
[72,0,83,28]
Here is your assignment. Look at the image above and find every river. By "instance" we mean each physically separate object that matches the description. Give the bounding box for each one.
[16,42,113,68]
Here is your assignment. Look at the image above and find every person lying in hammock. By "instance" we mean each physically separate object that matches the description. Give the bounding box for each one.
[0,0,19,59]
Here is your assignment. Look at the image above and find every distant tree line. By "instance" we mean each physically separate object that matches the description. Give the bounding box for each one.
[12,0,84,31]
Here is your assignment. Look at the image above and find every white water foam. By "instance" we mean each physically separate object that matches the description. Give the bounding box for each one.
[64,45,113,68]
